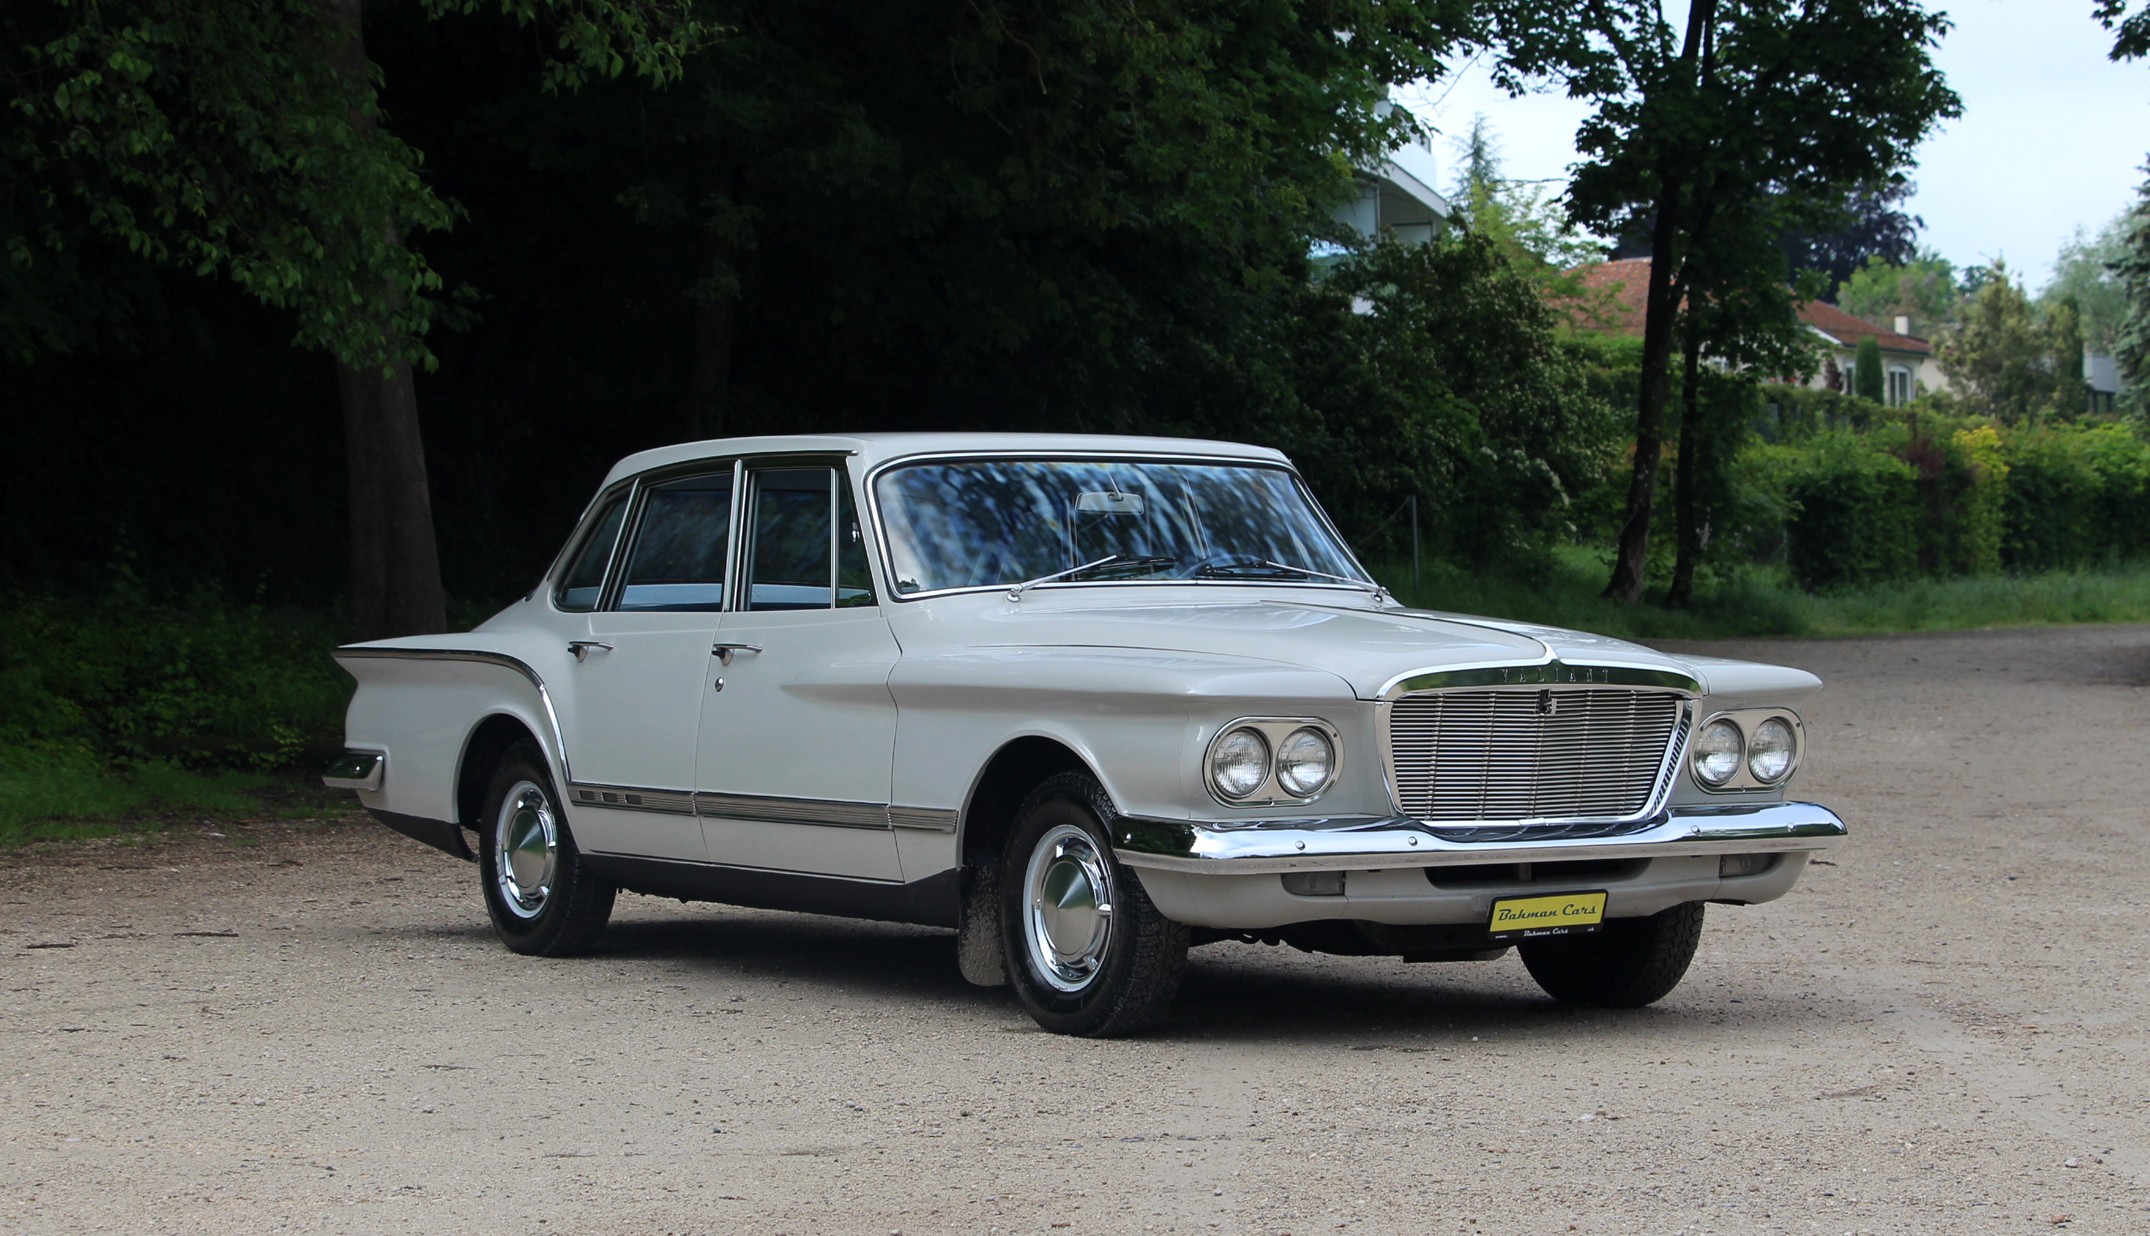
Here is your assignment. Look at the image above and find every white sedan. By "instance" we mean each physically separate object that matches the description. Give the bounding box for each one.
[326,433,1845,1036]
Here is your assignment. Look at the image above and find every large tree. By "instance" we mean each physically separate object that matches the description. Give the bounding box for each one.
[1484,0,1959,603]
[1776,177,1923,294]
[2101,2,2150,395]
[1839,251,1958,333]
[3,0,709,638]
[2043,214,2133,357]
[1939,264,2086,422]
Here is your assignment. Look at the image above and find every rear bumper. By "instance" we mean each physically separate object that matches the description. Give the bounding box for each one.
[1110,800,1845,875]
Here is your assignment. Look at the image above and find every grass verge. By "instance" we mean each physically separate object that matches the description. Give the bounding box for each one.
[0,755,352,847]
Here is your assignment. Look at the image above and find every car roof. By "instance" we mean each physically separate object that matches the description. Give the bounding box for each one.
[601,432,1294,488]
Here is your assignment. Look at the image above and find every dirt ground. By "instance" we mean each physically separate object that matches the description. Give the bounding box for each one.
[5,625,2150,1235]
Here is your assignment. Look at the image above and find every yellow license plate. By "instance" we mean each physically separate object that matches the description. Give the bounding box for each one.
[1487,891,1607,941]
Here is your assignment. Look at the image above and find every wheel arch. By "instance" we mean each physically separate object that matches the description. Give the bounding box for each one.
[959,736,1100,871]
[457,714,551,837]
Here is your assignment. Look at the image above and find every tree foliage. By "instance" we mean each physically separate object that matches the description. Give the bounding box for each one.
[2097,0,2150,60]
[2042,214,2131,357]
[1839,252,1958,334]
[1939,264,2087,422]
[2114,174,2150,397]
[1854,336,1885,401]
[2,0,711,369]
[1445,113,1603,275]
[1777,178,1924,294]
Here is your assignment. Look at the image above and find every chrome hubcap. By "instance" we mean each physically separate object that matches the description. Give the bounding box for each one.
[494,781,557,920]
[1024,823,1115,993]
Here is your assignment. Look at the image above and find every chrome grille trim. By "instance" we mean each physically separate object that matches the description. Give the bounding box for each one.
[1383,686,1695,827]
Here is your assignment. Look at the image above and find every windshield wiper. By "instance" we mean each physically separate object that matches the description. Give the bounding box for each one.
[1194,558,1391,606]
[1006,554,1177,601]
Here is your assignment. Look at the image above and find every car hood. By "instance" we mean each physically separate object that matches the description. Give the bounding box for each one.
[937,596,1705,699]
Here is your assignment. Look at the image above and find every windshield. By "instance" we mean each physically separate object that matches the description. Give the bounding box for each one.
[873,457,1367,596]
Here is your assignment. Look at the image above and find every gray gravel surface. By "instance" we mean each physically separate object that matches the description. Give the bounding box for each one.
[6,624,2150,1234]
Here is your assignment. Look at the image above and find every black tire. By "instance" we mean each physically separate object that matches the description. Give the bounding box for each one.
[477,742,615,956]
[1519,901,1705,1008]
[999,772,1187,1036]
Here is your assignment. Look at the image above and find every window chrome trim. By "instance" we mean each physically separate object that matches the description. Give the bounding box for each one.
[861,450,1377,603]
[548,478,638,614]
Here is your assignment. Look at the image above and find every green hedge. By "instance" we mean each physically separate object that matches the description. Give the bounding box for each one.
[1778,431,1920,591]
[0,590,351,775]
[1738,413,2150,590]
[2001,424,2150,570]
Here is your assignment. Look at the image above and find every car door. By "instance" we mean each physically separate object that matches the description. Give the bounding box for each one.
[695,461,903,881]
[558,464,739,863]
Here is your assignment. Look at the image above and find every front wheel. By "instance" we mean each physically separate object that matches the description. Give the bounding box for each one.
[1519,902,1704,1008]
[478,743,616,956]
[1000,772,1187,1036]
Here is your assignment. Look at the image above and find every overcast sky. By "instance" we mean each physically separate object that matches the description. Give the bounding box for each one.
[1395,0,2150,293]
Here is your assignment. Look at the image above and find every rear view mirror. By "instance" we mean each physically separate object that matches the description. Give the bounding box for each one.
[1076,490,1144,515]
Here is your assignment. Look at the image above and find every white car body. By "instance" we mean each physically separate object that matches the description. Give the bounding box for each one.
[328,432,1845,1034]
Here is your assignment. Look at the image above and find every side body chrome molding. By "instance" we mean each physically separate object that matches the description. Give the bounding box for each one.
[567,782,957,834]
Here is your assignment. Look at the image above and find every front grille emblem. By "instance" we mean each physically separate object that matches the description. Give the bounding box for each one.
[1537,689,1556,717]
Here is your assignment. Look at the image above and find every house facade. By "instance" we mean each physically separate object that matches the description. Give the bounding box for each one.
[1563,258,1949,405]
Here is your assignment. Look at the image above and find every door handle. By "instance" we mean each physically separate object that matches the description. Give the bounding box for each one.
[711,642,763,666]
[568,640,614,662]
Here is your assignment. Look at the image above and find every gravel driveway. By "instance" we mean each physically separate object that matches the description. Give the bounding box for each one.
[6,625,2150,1234]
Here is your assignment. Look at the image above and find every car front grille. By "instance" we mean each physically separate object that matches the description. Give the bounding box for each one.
[1387,688,1689,824]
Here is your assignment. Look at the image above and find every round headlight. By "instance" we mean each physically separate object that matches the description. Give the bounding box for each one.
[1209,727,1271,800]
[1274,727,1336,798]
[1693,719,1743,787]
[1747,717,1797,784]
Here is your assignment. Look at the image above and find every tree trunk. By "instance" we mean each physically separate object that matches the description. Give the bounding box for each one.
[323,0,446,640]
[1602,0,1718,606]
[342,358,447,639]
[1667,322,1705,607]
[1602,228,1683,604]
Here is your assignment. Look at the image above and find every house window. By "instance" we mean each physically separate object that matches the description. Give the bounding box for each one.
[1886,366,1913,408]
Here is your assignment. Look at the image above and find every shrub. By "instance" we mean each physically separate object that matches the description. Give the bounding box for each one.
[1996,424,2150,571]
[0,590,351,775]
[1779,431,1920,590]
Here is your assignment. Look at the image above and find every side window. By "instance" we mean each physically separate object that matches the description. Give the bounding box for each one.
[553,490,629,613]
[618,470,735,611]
[746,467,836,611]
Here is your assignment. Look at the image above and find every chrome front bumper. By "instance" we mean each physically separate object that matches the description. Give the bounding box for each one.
[1110,801,1845,875]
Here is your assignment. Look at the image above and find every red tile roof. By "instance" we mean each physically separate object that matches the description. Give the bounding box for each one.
[1559,258,1932,355]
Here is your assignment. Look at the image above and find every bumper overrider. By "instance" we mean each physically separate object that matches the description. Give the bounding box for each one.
[1108,800,1846,875]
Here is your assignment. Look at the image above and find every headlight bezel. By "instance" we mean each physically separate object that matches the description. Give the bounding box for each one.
[1690,708,1804,792]
[1203,717,1343,805]
[1746,717,1797,785]
[1208,726,1272,801]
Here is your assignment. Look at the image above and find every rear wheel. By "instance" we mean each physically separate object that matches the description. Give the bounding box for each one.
[1519,902,1704,1008]
[1000,772,1186,1036]
[478,743,615,956]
